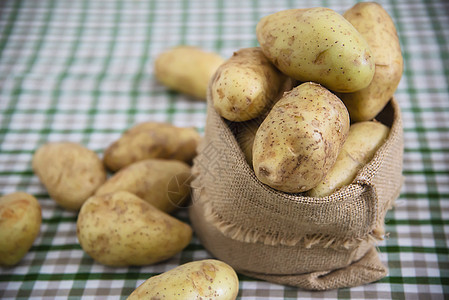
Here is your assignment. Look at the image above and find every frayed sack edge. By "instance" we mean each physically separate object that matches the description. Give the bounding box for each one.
[192,181,401,250]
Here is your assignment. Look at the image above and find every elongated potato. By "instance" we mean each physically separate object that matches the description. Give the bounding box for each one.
[253,82,350,193]
[155,46,224,100]
[308,121,390,197]
[0,192,42,266]
[127,259,239,300]
[96,159,191,213]
[103,122,201,172]
[32,142,107,210]
[256,7,375,93]
[211,47,286,122]
[339,2,403,122]
[77,191,192,267]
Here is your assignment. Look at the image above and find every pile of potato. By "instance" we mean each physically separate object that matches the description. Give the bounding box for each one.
[212,2,403,196]
[1,122,200,266]
[1,120,240,298]
[1,2,403,298]
[31,122,200,266]
[153,3,402,198]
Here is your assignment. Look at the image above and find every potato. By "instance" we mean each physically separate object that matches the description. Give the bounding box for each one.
[308,121,390,197]
[96,159,191,213]
[32,142,107,210]
[256,7,375,93]
[155,45,224,100]
[103,122,201,172]
[0,192,41,266]
[77,191,192,267]
[127,259,239,300]
[339,2,404,122]
[211,47,287,122]
[253,82,350,193]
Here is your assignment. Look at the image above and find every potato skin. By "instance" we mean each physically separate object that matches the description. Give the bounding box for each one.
[96,159,191,213]
[103,122,201,172]
[211,47,286,122]
[32,142,107,210]
[127,259,239,300]
[77,191,192,267]
[155,45,224,100]
[0,192,41,266]
[308,121,390,197]
[253,82,350,193]
[256,7,375,93]
[339,2,404,121]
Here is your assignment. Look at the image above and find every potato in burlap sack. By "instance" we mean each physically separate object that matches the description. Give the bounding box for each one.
[190,4,404,290]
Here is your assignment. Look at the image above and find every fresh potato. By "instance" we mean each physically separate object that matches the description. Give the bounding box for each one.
[339,2,404,121]
[127,259,239,300]
[211,47,287,122]
[77,191,192,267]
[103,122,201,172]
[253,82,350,193]
[308,121,390,197]
[0,192,41,266]
[96,159,191,213]
[256,7,375,93]
[155,45,224,100]
[32,142,107,210]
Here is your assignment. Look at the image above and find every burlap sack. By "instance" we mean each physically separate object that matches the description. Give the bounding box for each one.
[189,94,403,290]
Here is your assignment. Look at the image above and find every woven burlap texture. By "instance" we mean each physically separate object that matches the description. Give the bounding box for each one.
[190,94,403,290]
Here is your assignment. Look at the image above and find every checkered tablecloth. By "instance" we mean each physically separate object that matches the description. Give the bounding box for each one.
[0,0,448,299]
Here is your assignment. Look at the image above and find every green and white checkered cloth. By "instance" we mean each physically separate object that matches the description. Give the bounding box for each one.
[0,0,448,298]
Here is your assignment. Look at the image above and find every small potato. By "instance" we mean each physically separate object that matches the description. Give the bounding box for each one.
[155,45,224,100]
[96,159,191,213]
[0,192,41,266]
[103,122,201,172]
[308,121,390,197]
[253,82,350,193]
[211,47,287,122]
[77,191,192,267]
[32,142,107,210]
[127,259,239,300]
[339,2,404,121]
[256,7,375,93]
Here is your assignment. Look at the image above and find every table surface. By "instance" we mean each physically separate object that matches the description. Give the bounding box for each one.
[0,0,448,299]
